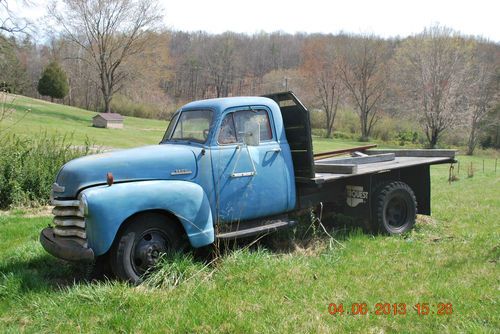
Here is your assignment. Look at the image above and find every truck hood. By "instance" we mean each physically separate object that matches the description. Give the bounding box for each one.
[54,144,199,198]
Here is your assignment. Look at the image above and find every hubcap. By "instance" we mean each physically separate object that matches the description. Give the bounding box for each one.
[132,230,169,275]
[385,196,408,228]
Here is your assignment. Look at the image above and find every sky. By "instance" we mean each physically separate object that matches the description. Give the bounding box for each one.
[8,0,500,42]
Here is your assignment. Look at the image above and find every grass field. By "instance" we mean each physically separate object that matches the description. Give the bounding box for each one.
[1,95,167,148]
[0,96,499,332]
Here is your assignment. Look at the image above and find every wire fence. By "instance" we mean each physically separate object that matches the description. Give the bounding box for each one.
[449,158,498,183]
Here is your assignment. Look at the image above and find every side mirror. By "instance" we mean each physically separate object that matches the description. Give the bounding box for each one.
[243,122,260,146]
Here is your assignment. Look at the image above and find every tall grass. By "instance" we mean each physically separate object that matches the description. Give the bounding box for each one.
[0,133,94,209]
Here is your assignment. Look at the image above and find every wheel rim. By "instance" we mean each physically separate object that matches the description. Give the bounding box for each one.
[385,195,408,228]
[131,229,169,275]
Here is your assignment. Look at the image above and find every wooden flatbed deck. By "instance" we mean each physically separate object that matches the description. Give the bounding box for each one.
[297,149,456,184]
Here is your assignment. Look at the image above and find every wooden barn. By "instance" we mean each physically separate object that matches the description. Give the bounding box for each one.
[92,113,124,129]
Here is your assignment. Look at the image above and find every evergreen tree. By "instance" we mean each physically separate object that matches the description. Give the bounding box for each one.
[37,62,69,101]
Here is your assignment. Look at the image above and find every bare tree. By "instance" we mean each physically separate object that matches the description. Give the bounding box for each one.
[302,36,344,138]
[338,35,390,141]
[465,43,499,155]
[0,0,31,35]
[49,0,163,113]
[205,33,236,98]
[393,26,471,148]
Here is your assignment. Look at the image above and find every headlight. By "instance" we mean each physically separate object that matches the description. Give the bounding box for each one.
[78,193,89,217]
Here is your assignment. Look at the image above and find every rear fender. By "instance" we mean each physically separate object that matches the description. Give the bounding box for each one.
[81,180,214,256]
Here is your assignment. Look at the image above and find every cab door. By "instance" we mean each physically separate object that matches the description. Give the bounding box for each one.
[211,107,289,223]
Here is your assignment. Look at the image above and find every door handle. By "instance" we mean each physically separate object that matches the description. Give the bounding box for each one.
[267,148,281,153]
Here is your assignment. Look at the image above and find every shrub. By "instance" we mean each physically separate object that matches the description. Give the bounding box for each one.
[0,133,93,209]
[110,95,171,120]
[309,110,326,131]
[335,109,359,135]
[397,130,419,146]
[333,131,354,140]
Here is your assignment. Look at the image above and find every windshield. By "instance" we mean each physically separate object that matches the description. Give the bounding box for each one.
[163,109,213,144]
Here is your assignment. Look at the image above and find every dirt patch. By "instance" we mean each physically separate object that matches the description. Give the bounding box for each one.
[416,214,437,226]
[0,206,53,217]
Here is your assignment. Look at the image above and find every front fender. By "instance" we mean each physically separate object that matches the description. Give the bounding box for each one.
[81,180,214,256]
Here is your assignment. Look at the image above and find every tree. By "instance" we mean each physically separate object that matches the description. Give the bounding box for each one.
[49,0,163,112]
[205,33,236,98]
[465,43,499,155]
[480,103,500,149]
[338,35,390,141]
[302,36,344,138]
[393,26,471,148]
[37,61,69,101]
[0,35,29,93]
[0,0,30,35]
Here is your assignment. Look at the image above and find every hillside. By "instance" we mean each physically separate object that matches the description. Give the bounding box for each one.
[2,95,167,148]
[2,95,371,152]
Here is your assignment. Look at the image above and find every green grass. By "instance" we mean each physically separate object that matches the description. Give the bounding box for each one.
[0,96,499,332]
[0,160,498,332]
[2,95,167,148]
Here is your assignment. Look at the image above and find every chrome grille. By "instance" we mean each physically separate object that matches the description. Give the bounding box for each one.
[52,199,87,247]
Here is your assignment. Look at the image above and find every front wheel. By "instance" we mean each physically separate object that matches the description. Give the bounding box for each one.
[372,181,417,235]
[110,213,185,284]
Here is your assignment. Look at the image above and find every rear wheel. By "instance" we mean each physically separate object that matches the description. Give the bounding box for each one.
[372,181,417,234]
[111,213,185,284]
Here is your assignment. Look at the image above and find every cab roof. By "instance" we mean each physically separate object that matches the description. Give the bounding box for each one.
[180,96,279,113]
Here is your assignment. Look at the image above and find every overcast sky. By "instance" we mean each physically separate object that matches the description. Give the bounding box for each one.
[10,0,500,42]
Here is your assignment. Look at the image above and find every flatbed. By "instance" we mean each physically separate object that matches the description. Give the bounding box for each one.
[301,150,456,184]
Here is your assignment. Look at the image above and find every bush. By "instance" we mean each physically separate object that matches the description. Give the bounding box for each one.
[0,134,93,209]
[335,109,359,135]
[397,130,419,146]
[110,95,170,120]
[309,110,326,131]
[480,136,493,149]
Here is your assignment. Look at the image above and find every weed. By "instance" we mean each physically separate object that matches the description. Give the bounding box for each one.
[0,133,95,208]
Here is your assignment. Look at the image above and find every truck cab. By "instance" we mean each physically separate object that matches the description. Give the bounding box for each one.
[40,92,455,283]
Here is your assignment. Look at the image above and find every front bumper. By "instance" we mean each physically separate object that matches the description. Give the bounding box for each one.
[40,227,94,262]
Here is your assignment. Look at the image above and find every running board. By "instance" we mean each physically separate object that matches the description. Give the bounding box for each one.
[216,219,297,240]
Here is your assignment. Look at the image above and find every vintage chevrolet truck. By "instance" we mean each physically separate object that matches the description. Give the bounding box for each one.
[40,92,455,283]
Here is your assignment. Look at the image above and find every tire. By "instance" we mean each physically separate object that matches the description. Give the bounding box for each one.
[85,254,112,281]
[110,213,184,284]
[372,181,417,235]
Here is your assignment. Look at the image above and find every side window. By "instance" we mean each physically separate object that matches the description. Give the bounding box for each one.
[218,114,237,144]
[234,110,272,141]
[218,109,273,145]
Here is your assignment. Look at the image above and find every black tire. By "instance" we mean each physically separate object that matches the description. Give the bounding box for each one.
[110,213,184,284]
[85,254,113,281]
[372,181,417,235]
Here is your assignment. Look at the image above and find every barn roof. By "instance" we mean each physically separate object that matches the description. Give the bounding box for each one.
[93,113,124,121]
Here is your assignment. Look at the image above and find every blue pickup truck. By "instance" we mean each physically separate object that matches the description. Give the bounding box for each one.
[40,92,455,283]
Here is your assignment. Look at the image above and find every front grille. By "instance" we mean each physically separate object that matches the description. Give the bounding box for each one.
[51,199,87,247]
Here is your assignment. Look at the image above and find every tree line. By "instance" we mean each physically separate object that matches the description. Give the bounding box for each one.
[0,0,498,153]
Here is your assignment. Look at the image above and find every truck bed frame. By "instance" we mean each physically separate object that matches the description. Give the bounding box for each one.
[264,91,456,223]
